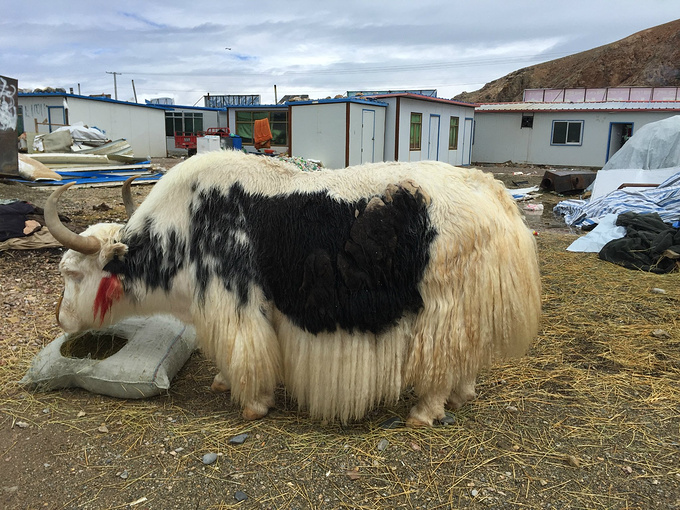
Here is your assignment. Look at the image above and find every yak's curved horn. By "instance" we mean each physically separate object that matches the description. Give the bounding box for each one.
[122,175,140,218]
[44,182,101,255]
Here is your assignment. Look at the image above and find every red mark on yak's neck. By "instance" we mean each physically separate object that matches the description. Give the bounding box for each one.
[94,274,123,325]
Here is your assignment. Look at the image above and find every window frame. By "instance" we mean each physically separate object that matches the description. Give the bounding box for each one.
[410,112,422,151]
[448,116,459,150]
[551,120,584,146]
[165,111,204,136]
[234,109,288,146]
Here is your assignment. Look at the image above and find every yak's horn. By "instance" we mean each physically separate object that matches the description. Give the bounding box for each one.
[44,182,101,255]
[122,175,140,218]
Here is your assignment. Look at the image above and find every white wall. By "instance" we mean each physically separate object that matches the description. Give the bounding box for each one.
[66,98,166,158]
[473,110,680,167]
[382,97,475,166]
[346,103,386,167]
[19,96,66,133]
[291,102,348,169]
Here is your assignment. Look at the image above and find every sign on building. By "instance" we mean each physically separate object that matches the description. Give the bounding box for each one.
[204,94,261,108]
[0,75,18,176]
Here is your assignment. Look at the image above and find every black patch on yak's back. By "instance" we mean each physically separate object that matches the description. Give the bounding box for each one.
[198,182,436,335]
[117,180,436,335]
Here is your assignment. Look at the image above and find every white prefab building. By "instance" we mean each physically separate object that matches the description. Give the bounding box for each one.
[158,104,228,156]
[473,87,680,168]
[289,98,387,169]
[18,93,167,158]
[370,93,476,166]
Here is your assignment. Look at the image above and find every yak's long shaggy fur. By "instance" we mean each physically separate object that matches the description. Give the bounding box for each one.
[56,150,541,425]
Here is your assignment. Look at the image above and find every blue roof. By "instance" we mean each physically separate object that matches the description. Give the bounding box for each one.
[18,92,167,110]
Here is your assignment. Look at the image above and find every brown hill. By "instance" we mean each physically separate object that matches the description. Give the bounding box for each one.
[453,19,680,104]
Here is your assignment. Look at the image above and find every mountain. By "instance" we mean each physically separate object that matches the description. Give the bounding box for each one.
[453,19,680,104]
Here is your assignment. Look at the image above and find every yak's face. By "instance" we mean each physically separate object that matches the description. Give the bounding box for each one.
[45,180,139,332]
[55,223,128,333]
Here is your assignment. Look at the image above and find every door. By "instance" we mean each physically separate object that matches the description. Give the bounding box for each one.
[427,114,440,160]
[606,122,633,162]
[462,117,474,165]
[47,106,66,132]
[361,109,375,164]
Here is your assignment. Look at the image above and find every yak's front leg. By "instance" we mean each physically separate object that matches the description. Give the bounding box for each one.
[210,371,230,393]
[405,388,449,427]
[446,376,477,410]
[197,290,281,421]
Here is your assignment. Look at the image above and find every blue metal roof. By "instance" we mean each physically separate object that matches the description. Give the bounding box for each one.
[18,92,167,110]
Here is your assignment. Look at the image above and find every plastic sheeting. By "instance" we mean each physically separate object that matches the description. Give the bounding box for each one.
[592,115,680,199]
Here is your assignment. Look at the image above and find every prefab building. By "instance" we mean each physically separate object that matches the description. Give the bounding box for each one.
[18,93,167,157]
[289,97,387,169]
[370,93,476,166]
[473,87,680,168]
[158,104,228,156]
[226,104,290,154]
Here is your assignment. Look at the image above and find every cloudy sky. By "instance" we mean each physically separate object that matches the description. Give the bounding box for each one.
[2,1,677,106]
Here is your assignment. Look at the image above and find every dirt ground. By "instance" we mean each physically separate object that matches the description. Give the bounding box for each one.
[1,159,678,509]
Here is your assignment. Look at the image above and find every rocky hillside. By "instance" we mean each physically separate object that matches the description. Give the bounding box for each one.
[454,19,680,104]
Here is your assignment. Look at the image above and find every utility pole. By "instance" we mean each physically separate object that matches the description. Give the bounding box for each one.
[106,71,122,100]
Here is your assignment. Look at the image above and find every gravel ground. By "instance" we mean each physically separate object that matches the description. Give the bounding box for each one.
[1,160,678,509]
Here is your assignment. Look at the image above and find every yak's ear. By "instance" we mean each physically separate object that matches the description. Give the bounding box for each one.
[99,242,128,267]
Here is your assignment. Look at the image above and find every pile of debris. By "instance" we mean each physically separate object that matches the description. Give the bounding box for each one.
[14,122,162,187]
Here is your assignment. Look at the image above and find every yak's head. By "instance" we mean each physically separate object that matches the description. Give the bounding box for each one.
[45,178,138,333]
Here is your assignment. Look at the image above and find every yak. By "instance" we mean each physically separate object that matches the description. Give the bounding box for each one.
[45,150,541,426]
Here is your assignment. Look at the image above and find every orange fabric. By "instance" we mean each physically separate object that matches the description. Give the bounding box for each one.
[254,118,272,149]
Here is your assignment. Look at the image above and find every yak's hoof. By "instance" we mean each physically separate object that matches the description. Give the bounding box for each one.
[210,372,230,393]
[210,379,230,393]
[242,405,269,421]
[405,416,432,428]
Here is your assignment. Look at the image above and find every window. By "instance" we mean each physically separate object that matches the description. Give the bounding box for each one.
[521,114,534,128]
[448,116,459,150]
[165,112,204,136]
[410,113,422,150]
[552,120,583,145]
[235,110,288,145]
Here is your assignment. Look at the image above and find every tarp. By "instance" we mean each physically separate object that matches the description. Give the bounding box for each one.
[592,115,680,199]
[554,171,680,228]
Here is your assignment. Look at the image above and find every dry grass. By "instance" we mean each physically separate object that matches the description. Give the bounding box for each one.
[1,191,679,508]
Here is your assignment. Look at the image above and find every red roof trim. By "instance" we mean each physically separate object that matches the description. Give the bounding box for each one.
[369,93,477,108]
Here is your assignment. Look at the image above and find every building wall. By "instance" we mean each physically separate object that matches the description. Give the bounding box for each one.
[18,95,167,157]
[290,102,348,169]
[19,96,67,133]
[346,102,386,167]
[382,97,475,165]
[66,98,166,157]
[473,110,680,167]
[226,107,289,154]
[165,108,226,155]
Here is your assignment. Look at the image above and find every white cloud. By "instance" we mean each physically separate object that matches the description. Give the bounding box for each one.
[2,1,677,104]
